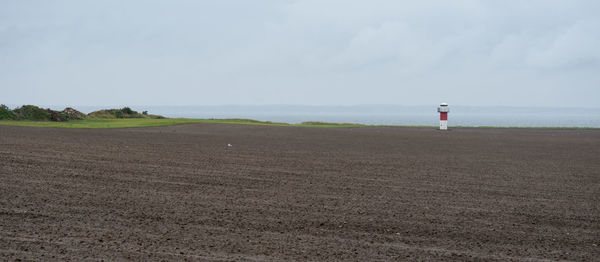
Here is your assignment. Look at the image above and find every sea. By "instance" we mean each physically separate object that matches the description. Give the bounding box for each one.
[45,105,600,128]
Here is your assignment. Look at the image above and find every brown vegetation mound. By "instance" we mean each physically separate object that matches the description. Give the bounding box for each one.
[62,107,86,120]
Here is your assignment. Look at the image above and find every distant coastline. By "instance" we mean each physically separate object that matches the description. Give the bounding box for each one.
[2,104,600,128]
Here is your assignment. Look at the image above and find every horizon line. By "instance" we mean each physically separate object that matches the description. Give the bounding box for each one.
[4,103,600,110]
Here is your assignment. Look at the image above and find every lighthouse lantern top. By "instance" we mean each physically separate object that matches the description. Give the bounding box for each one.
[437,103,449,113]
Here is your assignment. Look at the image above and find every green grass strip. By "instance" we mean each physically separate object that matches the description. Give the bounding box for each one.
[0,118,374,129]
[0,118,598,129]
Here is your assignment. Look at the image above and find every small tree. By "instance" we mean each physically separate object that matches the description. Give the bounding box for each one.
[0,104,16,120]
[121,107,134,114]
[142,111,148,115]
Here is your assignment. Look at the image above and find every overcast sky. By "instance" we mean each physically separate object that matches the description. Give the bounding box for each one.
[1,0,599,107]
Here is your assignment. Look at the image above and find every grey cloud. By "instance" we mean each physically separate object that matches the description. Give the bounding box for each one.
[0,0,598,107]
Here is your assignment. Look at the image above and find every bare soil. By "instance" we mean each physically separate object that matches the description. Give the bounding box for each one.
[1,124,599,261]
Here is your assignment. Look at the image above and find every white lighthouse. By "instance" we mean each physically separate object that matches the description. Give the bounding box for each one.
[437,103,449,130]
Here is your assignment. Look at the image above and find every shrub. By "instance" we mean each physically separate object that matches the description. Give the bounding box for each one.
[0,104,16,120]
[87,108,165,119]
[121,107,134,115]
[15,105,52,121]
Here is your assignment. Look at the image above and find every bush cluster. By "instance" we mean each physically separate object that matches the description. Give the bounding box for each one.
[1,105,164,121]
[0,104,16,120]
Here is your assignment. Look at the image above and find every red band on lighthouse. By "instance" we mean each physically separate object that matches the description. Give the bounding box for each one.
[440,112,448,121]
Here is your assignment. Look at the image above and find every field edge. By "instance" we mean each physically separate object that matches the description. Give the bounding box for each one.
[0,119,598,130]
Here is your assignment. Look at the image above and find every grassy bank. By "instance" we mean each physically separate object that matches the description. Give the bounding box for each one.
[0,118,373,129]
[1,118,598,129]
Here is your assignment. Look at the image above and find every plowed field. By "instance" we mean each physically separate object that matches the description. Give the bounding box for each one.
[1,124,598,261]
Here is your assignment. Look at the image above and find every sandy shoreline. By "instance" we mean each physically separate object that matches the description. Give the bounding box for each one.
[1,124,598,261]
